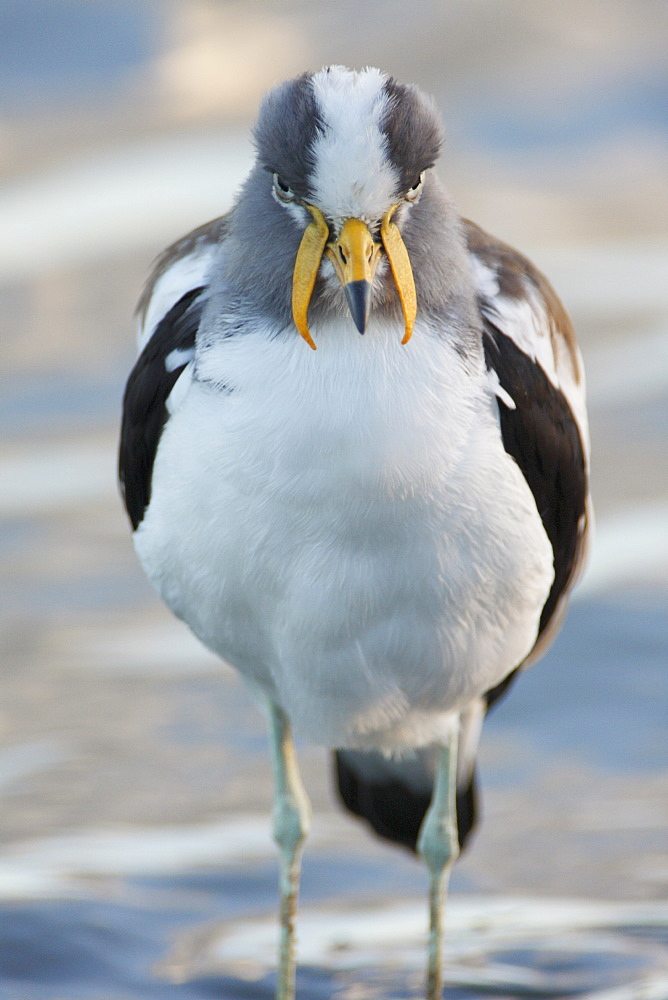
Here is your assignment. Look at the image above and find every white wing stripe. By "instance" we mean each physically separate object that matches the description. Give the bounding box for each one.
[471,250,589,457]
[138,245,216,351]
[481,288,560,390]
[165,346,196,373]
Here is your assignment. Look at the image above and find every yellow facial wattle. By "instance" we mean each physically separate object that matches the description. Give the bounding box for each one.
[291,204,417,348]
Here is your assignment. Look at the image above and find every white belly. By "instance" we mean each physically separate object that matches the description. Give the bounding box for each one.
[135,319,553,750]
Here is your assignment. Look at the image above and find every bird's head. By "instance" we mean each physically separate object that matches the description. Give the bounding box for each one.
[251,66,444,349]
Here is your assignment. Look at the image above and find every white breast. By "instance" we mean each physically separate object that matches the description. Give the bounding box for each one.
[135,317,553,751]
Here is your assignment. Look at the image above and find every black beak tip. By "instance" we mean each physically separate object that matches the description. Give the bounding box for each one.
[344,280,372,335]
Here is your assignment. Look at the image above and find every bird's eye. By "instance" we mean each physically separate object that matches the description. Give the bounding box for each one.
[272,173,296,203]
[404,172,425,203]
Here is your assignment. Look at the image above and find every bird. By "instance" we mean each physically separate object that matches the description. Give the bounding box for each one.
[119,66,590,1000]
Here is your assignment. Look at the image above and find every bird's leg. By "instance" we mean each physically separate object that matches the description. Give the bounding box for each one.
[267,700,312,1000]
[417,722,460,1000]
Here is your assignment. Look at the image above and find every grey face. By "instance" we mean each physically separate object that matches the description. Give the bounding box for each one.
[227,67,471,343]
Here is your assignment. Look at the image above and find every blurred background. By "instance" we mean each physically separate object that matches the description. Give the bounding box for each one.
[0,2,667,997]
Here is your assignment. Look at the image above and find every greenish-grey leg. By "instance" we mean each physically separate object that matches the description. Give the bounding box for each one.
[417,722,460,1000]
[267,700,312,1000]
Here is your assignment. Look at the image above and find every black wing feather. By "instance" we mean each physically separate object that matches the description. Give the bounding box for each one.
[481,320,587,713]
[119,287,206,530]
[482,319,587,642]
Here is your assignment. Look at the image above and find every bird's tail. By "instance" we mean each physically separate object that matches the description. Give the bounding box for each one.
[333,700,484,854]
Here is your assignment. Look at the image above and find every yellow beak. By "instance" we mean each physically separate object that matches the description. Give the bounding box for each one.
[291,205,417,350]
[325,218,382,335]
